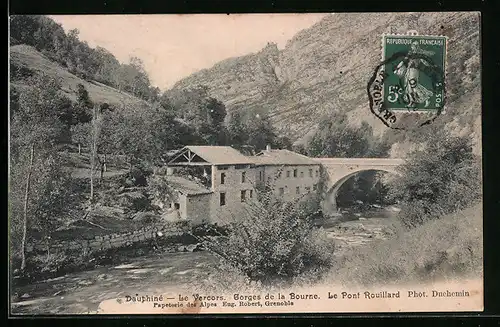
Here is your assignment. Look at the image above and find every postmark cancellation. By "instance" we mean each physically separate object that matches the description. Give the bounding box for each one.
[368,31,448,129]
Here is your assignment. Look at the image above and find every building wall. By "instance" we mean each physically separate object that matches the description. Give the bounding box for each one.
[186,194,211,225]
[257,164,322,202]
[162,191,188,222]
[177,193,188,220]
[170,163,322,225]
[210,164,256,224]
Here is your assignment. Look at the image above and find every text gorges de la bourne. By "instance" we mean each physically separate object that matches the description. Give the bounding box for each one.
[128,288,472,309]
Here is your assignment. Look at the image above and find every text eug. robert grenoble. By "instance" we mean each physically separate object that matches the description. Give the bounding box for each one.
[124,288,472,309]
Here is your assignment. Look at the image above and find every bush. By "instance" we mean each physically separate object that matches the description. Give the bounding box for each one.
[197,190,335,286]
[388,132,481,228]
[191,223,229,237]
[327,202,482,286]
[116,191,151,212]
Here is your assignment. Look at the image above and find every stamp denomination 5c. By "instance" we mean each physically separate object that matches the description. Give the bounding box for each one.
[383,34,447,112]
[367,32,448,130]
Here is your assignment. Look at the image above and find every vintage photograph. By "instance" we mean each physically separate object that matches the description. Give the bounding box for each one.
[8,12,482,315]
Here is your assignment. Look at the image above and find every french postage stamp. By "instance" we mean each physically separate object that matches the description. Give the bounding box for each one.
[368,33,448,129]
[383,34,447,112]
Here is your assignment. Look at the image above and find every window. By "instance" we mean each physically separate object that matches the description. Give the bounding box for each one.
[241,190,246,202]
[286,171,291,178]
[296,186,300,194]
[316,170,319,177]
[220,172,226,184]
[174,203,180,210]
[279,187,285,195]
[293,169,298,178]
[220,192,226,206]
[313,184,317,191]
[241,171,246,183]
[249,190,253,198]
[309,169,313,177]
[300,171,304,178]
[218,166,229,170]
[305,186,311,193]
[259,171,263,181]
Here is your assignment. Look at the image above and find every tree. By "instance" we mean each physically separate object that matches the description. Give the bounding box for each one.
[197,188,334,285]
[246,112,277,151]
[275,136,293,150]
[70,123,90,155]
[388,131,481,228]
[65,84,93,153]
[89,105,103,201]
[226,110,248,147]
[198,97,228,145]
[10,74,69,271]
[306,113,391,208]
[92,46,121,86]
[307,120,371,158]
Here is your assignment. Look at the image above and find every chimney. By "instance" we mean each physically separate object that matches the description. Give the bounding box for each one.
[266,144,271,151]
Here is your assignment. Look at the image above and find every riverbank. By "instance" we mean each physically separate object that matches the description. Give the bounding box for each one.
[14,203,482,316]
[10,208,397,314]
[326,201,483,287]
[11,252,219,315]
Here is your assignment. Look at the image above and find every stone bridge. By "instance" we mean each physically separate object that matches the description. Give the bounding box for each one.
[313,158,405,214]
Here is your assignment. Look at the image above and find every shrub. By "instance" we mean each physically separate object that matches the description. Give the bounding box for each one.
[327,202,482,286]
[388,132,481,228]
[129,163,154,187]
[197,190,335,286]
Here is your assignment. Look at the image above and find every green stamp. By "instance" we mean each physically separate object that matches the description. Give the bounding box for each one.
[382,34,447,112]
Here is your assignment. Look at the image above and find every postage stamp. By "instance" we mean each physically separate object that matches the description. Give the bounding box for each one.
[367,32,448,130]
[382,34,447,112]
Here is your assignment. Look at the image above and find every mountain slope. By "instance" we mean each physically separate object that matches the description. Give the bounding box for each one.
[169,12,481,157]
[10,44,149,110]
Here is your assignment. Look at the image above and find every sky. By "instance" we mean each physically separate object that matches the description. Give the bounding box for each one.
[50,14,328,91]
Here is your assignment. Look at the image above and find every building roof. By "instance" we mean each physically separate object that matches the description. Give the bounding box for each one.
[252,149,319,166]
[164,175,212,196]
[169,146,253,165]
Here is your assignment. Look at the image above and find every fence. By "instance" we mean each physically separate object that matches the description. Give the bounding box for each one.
[26,221,192,255]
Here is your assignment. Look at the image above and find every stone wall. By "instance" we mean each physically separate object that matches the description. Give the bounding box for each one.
[26,221,191,255]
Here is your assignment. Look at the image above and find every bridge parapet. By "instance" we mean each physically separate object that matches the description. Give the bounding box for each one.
[314,158,405,166]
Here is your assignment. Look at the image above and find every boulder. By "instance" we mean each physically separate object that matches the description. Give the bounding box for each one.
[117,191,150,211]
[185,243,204,252]
[132,211,161,223]
[91,205,126,219]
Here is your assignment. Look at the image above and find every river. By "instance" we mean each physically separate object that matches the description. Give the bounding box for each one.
[10,207,399,315]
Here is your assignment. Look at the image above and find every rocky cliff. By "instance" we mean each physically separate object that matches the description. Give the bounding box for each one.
[169,12,481,158]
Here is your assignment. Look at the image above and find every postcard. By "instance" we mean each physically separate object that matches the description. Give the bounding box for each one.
[9,12,482,315]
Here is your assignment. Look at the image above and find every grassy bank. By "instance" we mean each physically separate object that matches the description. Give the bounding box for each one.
[326,201,483,287]
[192,202,483,294]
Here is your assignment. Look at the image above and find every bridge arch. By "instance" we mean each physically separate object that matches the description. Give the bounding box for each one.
[314,158,404,215]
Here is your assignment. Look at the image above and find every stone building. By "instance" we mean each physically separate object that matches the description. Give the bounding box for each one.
[160,145,321,225]
[253,145,322,202]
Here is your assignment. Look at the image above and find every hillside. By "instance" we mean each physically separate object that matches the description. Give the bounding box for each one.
[10,44,149,110]
[169,12,481,157]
